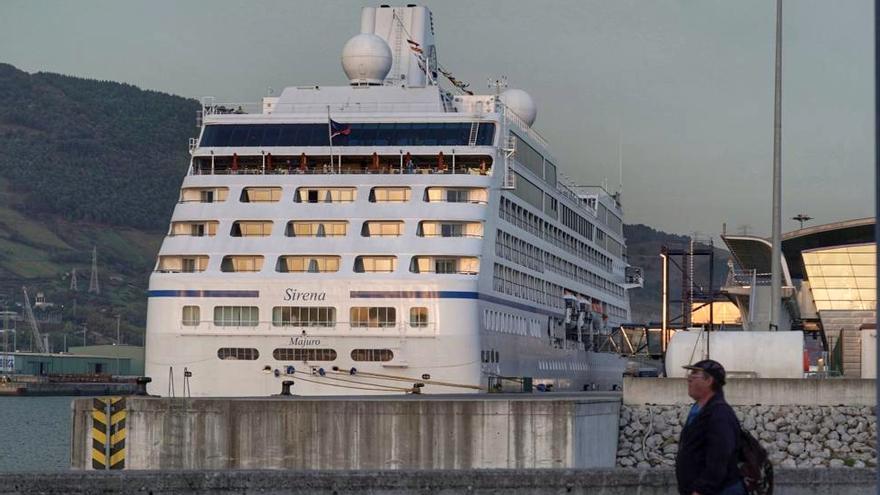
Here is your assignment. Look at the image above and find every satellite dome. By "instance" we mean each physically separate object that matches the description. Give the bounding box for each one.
[500,89,537,126]
[341,33,392,85]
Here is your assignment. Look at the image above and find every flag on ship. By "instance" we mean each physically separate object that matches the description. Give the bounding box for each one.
[329,118,351,138]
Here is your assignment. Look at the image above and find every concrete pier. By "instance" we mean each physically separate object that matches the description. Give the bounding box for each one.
[1,468,875,494]
[70,393,621,470]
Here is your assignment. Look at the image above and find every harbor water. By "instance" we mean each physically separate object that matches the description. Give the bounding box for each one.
[0,397,71,471]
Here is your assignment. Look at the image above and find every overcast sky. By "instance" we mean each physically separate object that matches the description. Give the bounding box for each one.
[0,0,873,239]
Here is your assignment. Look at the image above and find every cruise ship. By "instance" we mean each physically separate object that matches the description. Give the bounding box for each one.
[144,4,644,397]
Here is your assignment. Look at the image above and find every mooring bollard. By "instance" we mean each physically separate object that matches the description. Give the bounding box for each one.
[281,380,294,396]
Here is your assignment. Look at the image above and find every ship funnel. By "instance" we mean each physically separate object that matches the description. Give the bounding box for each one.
[359,5,437,87]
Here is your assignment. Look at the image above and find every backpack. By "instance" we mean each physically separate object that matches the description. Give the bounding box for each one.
[737,428,774,495]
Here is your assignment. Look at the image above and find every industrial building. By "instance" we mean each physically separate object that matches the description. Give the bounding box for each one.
[721,217,875,377]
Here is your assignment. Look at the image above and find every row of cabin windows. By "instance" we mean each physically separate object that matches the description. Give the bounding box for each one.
[158,255,480,274]
[216,348,394,362]
[185,306,429,328]
[169,220,483,239]
[198,122,496,148]
[179,187,488,204]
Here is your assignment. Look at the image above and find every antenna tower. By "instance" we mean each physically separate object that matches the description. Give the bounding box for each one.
[70,268,78,291]
[88,246,100,295]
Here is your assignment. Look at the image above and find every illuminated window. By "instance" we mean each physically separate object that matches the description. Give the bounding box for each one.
[418,221,483,238]
[231,221,273,237]
[362,221,404,237]
[157,255,209,273]
[350,307,396,328]
[170,221,218,237]
[180,187,229,203]
[354,256,397,273]
[213,306,259,326]
[803,244,876,311]
[240,187,281,202]
[286,221,347,237]
[424,187,488,204]
[409,307,429,327]
[182,306,200,326]
[277,256,340,273]
[221,255,264,272]
[410,256,479,274]
[295,187,356,203]
[272,307,336,327]
[370,187,411,202]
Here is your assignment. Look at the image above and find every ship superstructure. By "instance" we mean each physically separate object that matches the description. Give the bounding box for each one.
[144,5,640,397]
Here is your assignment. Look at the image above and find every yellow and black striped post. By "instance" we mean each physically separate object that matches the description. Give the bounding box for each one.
[91,397,126,470]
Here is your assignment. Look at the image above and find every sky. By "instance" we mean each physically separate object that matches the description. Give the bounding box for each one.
[0,0,873,240]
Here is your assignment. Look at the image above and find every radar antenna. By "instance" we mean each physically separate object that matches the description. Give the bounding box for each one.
[487,76,508,96]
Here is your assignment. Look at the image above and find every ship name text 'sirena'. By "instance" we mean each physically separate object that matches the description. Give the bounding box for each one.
[144,4,641,397]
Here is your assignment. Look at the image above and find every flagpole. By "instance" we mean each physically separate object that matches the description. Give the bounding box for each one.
[327,105,333,173]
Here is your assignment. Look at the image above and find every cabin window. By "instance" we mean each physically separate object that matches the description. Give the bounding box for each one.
[425,187,488,204]
[221,255,264,272]
[272,348,337,361]
[361,221,404,237]
[181,306,200,326]
[213,306,259,327]
[157,255,209,273]
[240,187,282,202]
[409,256,480,275]
[286,221,347,237]
[370,187,411,203]
[409,307,429,328]
[350,307,396,328]
[276,255,340,273]
[231,221,273,237]
[295,187,356,203]
[180,187,229,203]
[354,256,397,273]
[351,349,394,362]
[170,221,218,237]
[272,307,336,327]
[418,221,483,238]
[217,348,259,360]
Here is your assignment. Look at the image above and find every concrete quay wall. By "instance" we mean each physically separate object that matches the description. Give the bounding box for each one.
[0,468,875,494]
[70,395,620,470]
[623,377,877,406]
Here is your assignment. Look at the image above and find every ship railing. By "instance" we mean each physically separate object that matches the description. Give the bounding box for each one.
[190,320,440,333]
[201,100,447,116]
[501,105,548,148]
[725,269,771,287]
[189,166,491,176]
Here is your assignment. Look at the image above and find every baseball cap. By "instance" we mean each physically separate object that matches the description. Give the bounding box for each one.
[683,359,726,386]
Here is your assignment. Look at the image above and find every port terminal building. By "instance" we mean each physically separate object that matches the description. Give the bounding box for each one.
[0,345,144,376]
[720,217,875,377]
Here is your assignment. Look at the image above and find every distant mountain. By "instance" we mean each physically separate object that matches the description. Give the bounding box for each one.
[0,64,725,349]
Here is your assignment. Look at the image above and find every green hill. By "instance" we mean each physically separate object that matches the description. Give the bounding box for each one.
[0,64,197,350]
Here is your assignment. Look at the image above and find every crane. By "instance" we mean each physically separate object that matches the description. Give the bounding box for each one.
[22,287,47,353]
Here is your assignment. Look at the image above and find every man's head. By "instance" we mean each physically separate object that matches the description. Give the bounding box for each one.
[683,359,726,402]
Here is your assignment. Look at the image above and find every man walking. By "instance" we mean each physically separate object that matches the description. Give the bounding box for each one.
[675,359,745,495]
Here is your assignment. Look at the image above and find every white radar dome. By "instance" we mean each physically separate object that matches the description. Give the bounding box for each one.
[500,89,537,126]
[341,33,392,85]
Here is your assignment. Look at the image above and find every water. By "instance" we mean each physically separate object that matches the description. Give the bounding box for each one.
[0,397,72,471]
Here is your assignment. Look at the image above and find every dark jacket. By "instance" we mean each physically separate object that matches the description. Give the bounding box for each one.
[675,391,741,495]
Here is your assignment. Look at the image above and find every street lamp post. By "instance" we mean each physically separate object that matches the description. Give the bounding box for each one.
[769,0,783,332]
